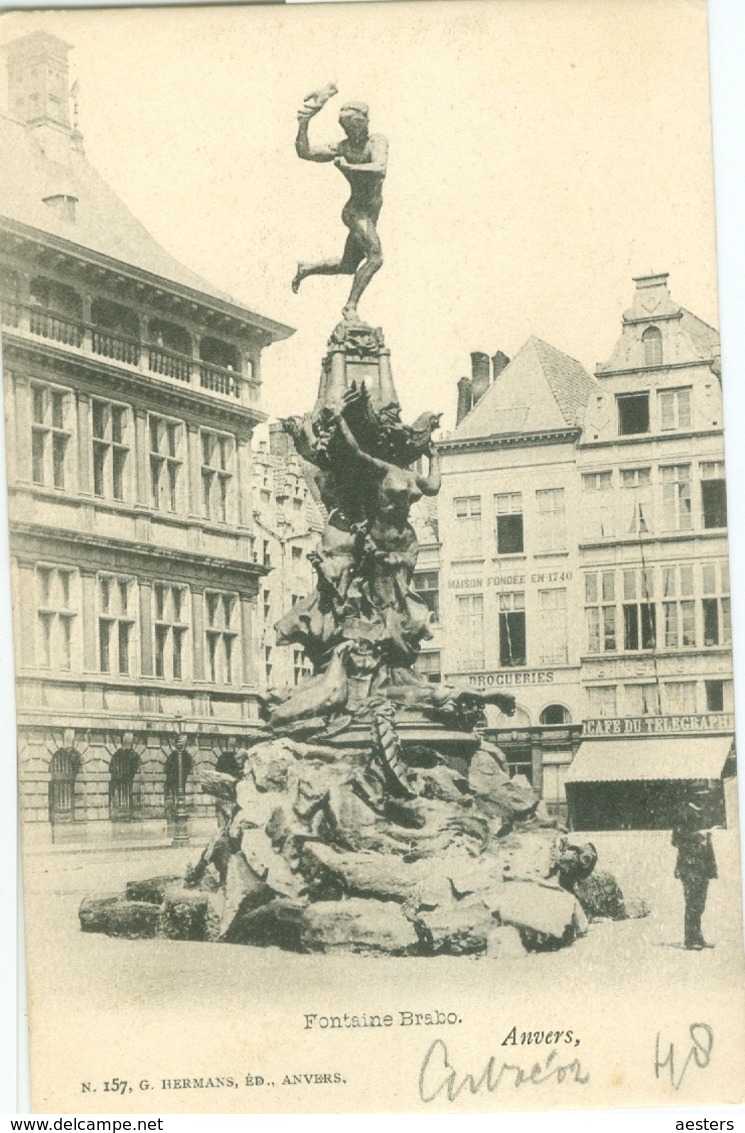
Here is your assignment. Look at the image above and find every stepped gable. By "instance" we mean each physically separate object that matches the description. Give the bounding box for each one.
[597,273,719,374]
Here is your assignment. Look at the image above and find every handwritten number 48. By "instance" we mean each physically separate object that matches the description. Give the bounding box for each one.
[655,1024,713,1090]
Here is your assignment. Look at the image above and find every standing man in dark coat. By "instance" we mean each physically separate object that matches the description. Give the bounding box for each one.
[672,800,717,950]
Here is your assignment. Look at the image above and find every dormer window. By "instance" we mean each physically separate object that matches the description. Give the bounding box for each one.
[42,194,77,222]
[642,325,662,367]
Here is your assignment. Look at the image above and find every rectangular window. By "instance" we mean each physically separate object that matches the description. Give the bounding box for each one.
[536,488,565,551]
[205,590,238,684]
[264,645,272,686]
[413,571,439,623]
[620,467,653,534]
[98,574,134,675]
[705,680,733,713]
[92,399,129,502]
[587,685,617,717]
[200,429,234,523]
[625,683,658,716]
[659,387,692,431]
[702,559,731,647]
[662,564,695,648]
[30,383,70,489]
[663,681,697,714]
[415,651,442,683]
[585,570,616,653]
[35,566,76,671]
[538,588,567,664]
[149,415,183,513]
[455,593,484,670]
[622,568,656,651]
[153,583,188,680]
[293,647,311,686]
[495,493,524,554]
[705,680,724,713]
[454,496,482,557]
[701,461,727,529]
[661,464,692,531]
[582,471,614,539]
[499,591,526,667]
[617,392,650,436]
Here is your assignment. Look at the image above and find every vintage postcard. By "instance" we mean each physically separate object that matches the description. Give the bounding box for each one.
[1,0,744,1115]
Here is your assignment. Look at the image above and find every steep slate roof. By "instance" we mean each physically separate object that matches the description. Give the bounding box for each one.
[0,111,291,332]
[454,336,596,440]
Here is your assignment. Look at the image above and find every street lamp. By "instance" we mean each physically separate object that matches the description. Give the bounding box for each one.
[172,712,190,846]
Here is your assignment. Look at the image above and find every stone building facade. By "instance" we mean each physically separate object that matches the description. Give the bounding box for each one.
[0,32,293,843]
[572,272,733,828]
[252,422,324,696]
[435,339,594,814]
[432,274,734,827]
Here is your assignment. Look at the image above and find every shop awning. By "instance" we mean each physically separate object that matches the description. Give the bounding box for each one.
[565,735,734,785]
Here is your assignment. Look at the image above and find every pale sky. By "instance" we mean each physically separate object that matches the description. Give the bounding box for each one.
[0,0,719,430]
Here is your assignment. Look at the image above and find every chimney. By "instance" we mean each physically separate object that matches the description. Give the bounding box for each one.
[633,271,669,292]
[491,351,509,380]
[456,377,473,425]
[470,351,490,404]
[3,31,82,163]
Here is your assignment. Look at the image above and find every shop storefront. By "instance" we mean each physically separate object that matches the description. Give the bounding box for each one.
[565,732,736,831]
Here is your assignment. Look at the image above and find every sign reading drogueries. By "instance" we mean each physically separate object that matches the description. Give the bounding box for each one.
[459,669,557,687]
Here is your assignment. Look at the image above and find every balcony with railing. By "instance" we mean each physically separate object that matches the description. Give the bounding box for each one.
[149,345,192,383]
[2,300,255,406]
[199,362,240,398]
[91,326,141,366]
[29,306,83,348]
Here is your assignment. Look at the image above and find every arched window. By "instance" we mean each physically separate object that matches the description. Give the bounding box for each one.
[199,336,239,371]
[109,749,140,822]
[91,298,139,339]
[540,704,571,726]
[642,326,663,367]
[164,748,193,817]
[148,318,191,355]
[49,749,80,823]
[30,276,82,319]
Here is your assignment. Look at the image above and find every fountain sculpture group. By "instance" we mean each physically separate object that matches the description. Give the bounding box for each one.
[79,89,644,956]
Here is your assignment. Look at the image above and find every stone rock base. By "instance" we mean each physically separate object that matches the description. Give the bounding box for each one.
[79,896,161,939]
[299,898,419,955]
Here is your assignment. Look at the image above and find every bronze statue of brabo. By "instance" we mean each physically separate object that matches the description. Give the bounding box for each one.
[292,83,388,323]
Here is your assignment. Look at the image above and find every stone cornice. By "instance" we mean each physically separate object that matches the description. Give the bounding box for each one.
[10,522,270,586]
[621,310,684,327]
[438,426,581,453]
[2,336,267,429]
[579,426,724,451]
[0,216,294,345]
[595,357,718,379]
